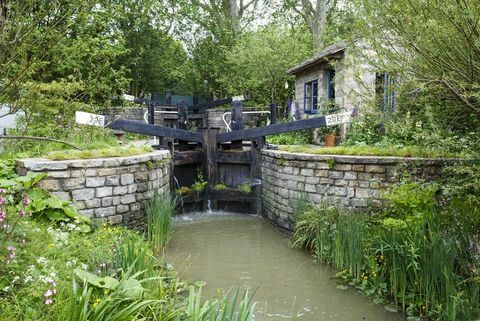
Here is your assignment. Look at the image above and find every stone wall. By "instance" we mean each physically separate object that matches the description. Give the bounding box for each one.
[16,151,171,225]
[261,149,449,230]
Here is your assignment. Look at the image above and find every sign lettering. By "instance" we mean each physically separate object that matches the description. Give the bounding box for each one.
[75,111,105,127]
[325,112,352,126]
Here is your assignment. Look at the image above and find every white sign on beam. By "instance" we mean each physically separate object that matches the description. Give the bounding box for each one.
[325,112,352,126]
[75,111,105,127]
[123,94,135,102]
[232,95,245,102]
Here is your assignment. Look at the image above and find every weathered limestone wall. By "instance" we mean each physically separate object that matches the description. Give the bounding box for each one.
[16,151,170,225]
[261,149,448,230]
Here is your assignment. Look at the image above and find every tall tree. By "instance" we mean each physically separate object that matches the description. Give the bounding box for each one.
[283,0,338,51]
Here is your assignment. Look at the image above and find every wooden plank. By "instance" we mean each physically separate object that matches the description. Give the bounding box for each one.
[110,119,203,143]
[190,97,232,112]
[202,128,218,210]
[174,150,204,166]
[216,150,251,164]
[217,116,327,143]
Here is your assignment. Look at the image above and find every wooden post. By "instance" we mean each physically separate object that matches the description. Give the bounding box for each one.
[148,103,155,125]
[177,101,189,151]
[202,128,219,211]
[230,100,243,149]
[269,103,277,124]
[250,136,265,215]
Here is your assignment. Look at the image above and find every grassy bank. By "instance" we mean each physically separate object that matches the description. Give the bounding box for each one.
[292,183,480,320]
[278,144,460,158]
[0,161,254,321]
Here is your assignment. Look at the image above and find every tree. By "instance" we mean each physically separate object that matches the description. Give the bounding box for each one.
[224,24,312,106]
[352,0,480,127]
[283,0,338,51]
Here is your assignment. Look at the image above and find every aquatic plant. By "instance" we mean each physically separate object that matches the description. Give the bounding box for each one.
[146,193,176,252]
[236,184,252,194]
[292,182,480,320]
[214,183,227,191]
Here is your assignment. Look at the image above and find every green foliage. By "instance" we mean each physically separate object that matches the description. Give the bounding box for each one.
[0,171,90,229]
[46,145,153,160]
[214,183,227,191]
[146,193,176,253]
[224,24,312,105]
[351,0,480,127]
[192,171,208,192]
[292,182,480,320]
[268,129,312,145]
[236,184,252,195]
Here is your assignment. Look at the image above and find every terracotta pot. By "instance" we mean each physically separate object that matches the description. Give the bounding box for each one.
[324,133,336,147]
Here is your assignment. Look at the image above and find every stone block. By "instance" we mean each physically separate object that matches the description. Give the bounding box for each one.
[328,171,344,179]
[85,169,99,177]
[358,173,373,180]
[316,163,329,169]
[121,173,134,185]
[350,198,368,208]
[365,165,386,173]
[105,175,120,186]
[136,182,148,193]
[86,177,106,187]
[112,196,121,205]
[333,164,352,171]
[305,177,320,185]
[85,199,101,208]
[47,171,70,178]
[334,179,348,186]
[108,215,123,225]
[344,171,358,180]
[305,184,316,193]
[96,186,113,198]
[52,191,71,201]
[355,188,372,198]
[314,169,328,177]
[116,204,129,213]
[127,184,137,193]
[62,178,85,191]
[328,186,347,197]
[38,179,60,191]
[102,197,113,207]
[352,165,365,172]
[134,171,149,182]
[98,168,117,176]
[120,194,136,205]
[94,206,116,217]
[78,209,94,218]
[148,171,157,181]
[113,186,128,195]
[130,203,141,212]
[70,169,85,178]
[72,189,95,201]
[300,168,314,176]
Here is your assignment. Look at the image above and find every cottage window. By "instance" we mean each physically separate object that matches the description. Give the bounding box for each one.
[375,72,396,112]
[327,69,335,100]
[304,80,318,114]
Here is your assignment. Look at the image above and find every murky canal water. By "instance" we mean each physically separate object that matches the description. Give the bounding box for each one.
[165,212,403,321]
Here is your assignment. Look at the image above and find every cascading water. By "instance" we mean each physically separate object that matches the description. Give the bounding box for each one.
[173,176,184,213]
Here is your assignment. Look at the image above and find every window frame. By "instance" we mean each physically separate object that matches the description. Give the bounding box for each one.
[303,80,319,114]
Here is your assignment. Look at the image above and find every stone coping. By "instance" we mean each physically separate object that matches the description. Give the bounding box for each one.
[16,150,170,171]
[261,149,460,165]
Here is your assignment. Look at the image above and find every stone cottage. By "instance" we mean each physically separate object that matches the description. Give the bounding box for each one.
[287,41,396,117]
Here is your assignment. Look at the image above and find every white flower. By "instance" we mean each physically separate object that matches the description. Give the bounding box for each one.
[81,264,88,270]
[24,276,33,284]
[37,257,48,265]
[2,286,10,292]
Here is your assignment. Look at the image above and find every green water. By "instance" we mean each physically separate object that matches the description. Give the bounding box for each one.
[165,212,403,321]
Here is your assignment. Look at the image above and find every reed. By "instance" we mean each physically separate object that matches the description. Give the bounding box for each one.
[146,193,176,252]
